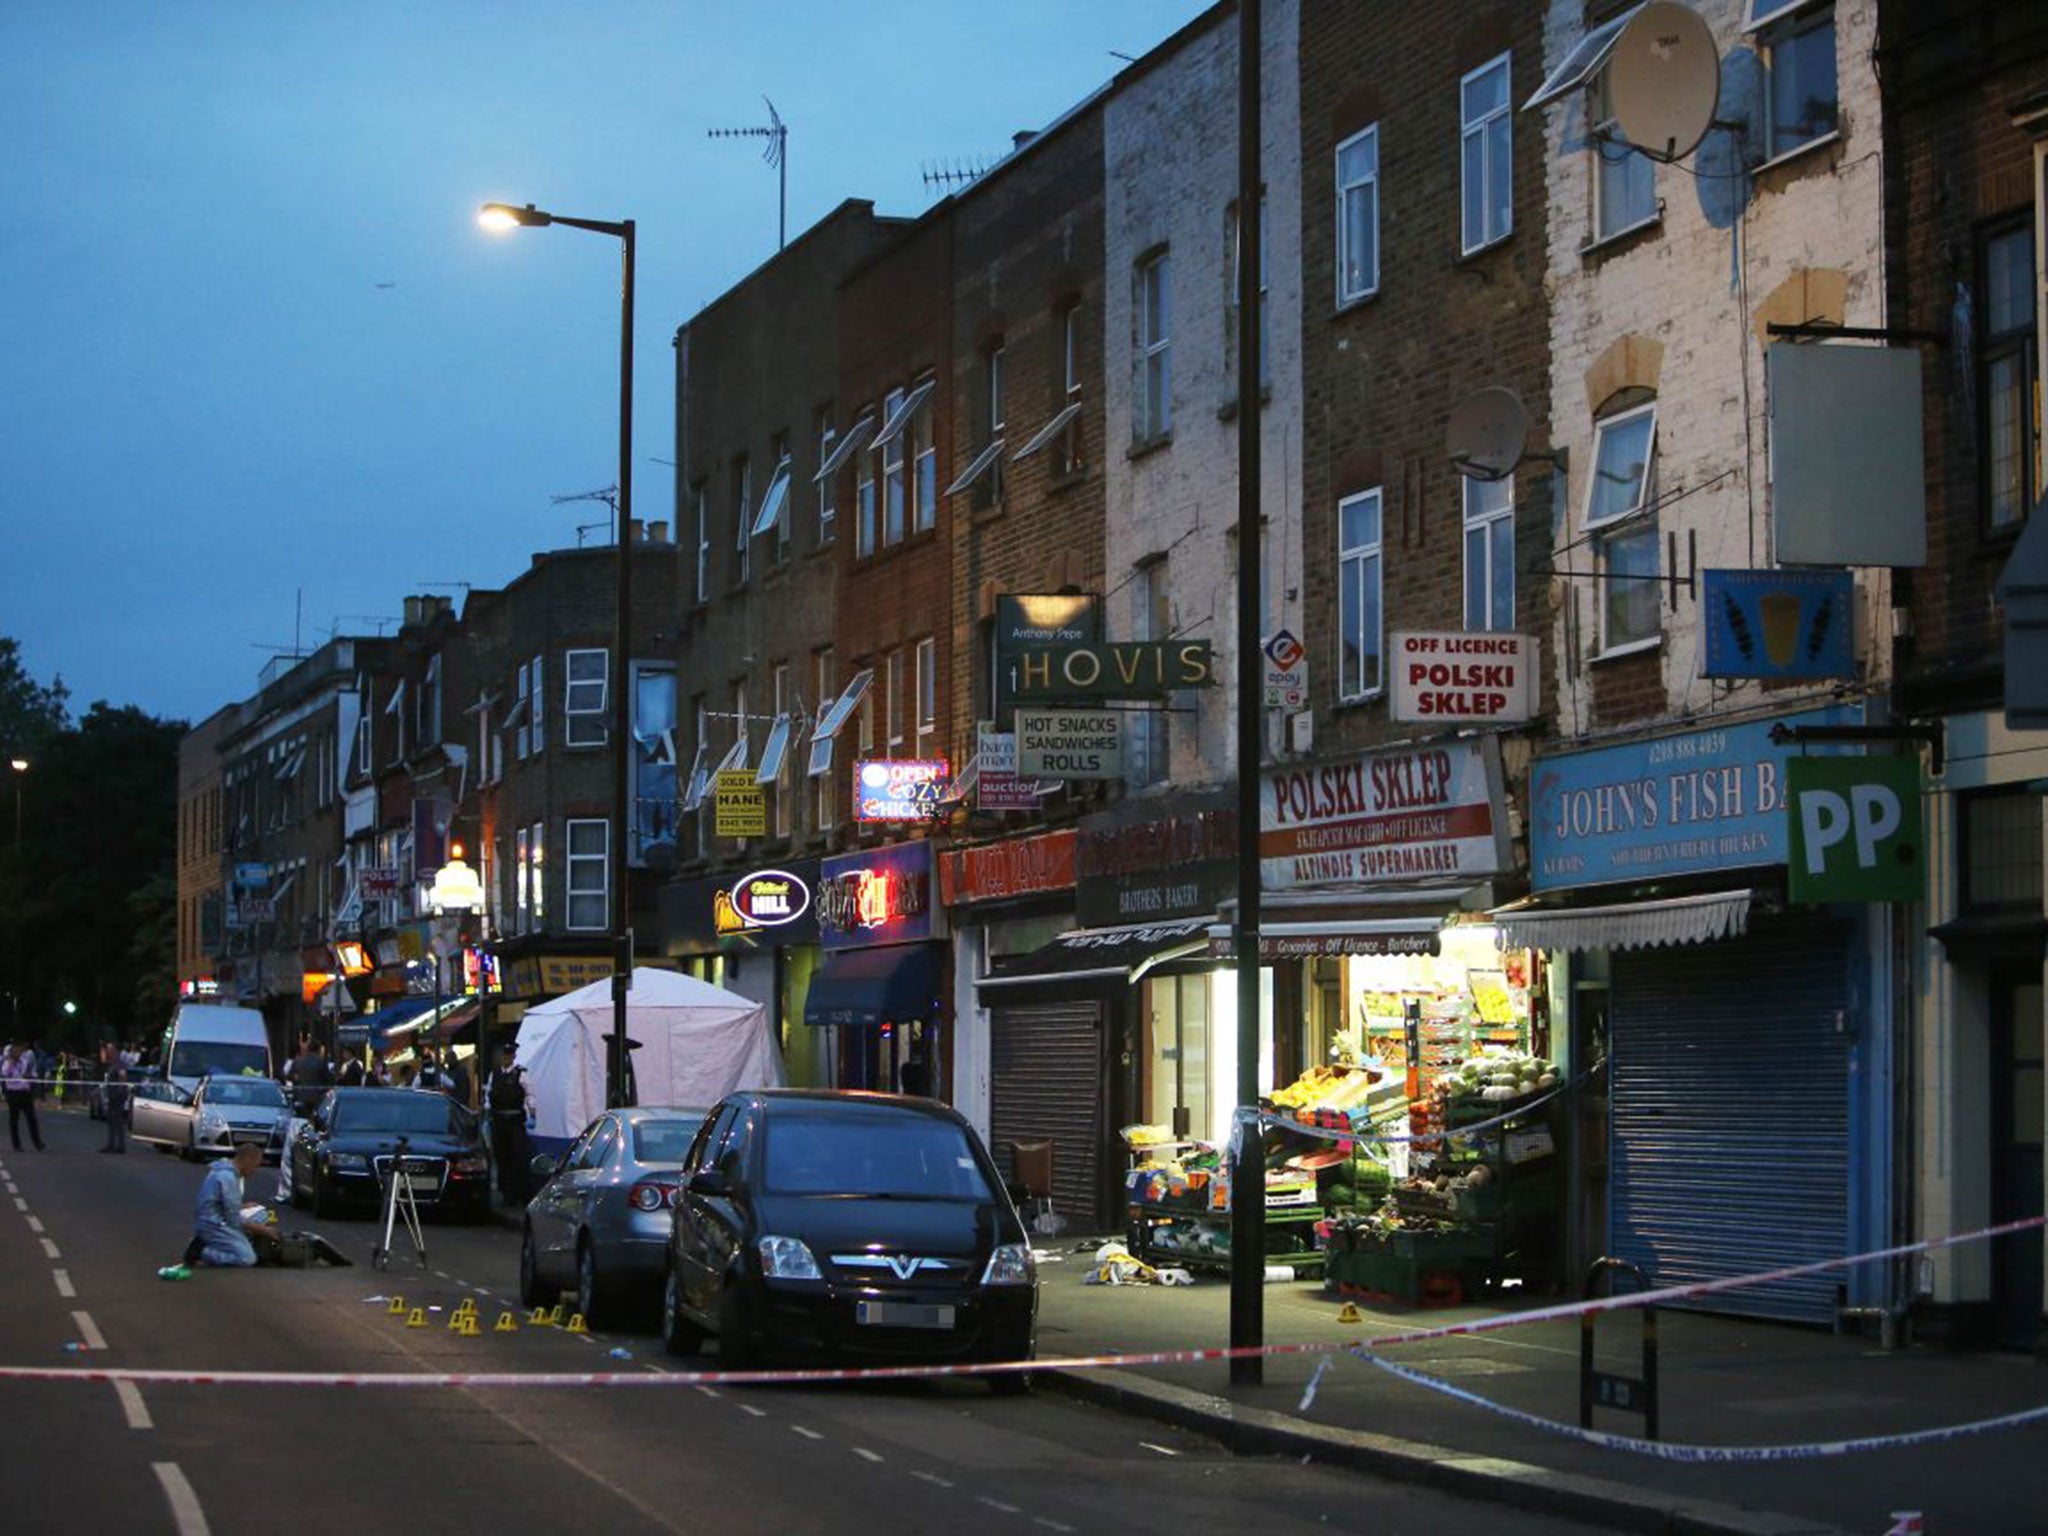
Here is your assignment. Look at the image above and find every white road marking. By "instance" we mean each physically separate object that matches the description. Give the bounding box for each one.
[1139,1442,1180,1457]
[152,1462,211,1536]
[26,1215,42,1232]
[791,1425,823,1441]
[853,1447,884,1463]
[695,1385,721,1398]
[740,1404,768,1418]
[978,1497,1022,1515]
[73,1310,107,1350]
[53,1269,74,1298]
[115,1379,152,1429]
[12,1197,26,1212]
[41,1237,59,1259]
[910,1471,954,1490]
[1033,1520,1076,1533]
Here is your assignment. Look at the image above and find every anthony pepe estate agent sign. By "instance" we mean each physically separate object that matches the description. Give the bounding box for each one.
[1529,703,1863,892]
[1260,738,1508,890]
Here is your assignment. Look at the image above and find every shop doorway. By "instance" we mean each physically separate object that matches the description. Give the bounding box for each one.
[1143,973,1211,1141]
[1991,963,2044,1349]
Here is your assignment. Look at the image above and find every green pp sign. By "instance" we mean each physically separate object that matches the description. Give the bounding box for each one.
[1786,756,1924,903]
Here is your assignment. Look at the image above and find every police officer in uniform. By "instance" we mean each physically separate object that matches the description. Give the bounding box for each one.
[485,1039,535,1206]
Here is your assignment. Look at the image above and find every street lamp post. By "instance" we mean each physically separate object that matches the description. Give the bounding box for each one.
[8,758,24,1035]
[9,758,25,855]
[481,200,637,1111]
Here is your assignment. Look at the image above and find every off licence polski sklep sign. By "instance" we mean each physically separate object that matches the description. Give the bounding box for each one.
[1389,631,1537,724]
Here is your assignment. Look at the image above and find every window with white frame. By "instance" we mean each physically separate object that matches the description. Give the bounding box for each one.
[693,482,711,604]
[1130,560,1169,786]
[857,423,878,558]
[1983,222,2040,532]
[911,380,937,534]
[733,455,752,585]
[1751,2,1837,162]
[528,820,546,929]
[1228,198,1269,391]
[914,637,937,759]
[886,648,906,754]
[565,648,607,747]
[383,676,407,765]
[1057,303,1085,475]
[1137,252,1172,441]
[1585,401,1661,650]
[515,825,531,933]
[1461,54,1512,253]
[1336,124,1380,304]
[1462,474,1515,632]
[813,648,837,832]
[417,654,441,747]
[815,410,837,545]
[565,819,608,931]
[1591,69,1657,241]
[763,431,792,563]
[355,676,373,776]
[771,662,793,839]
[881,386,907,546]
[476,695,499,786]
[858,664,876,756]
[1338,489,1384,700]
[529,654,545,754]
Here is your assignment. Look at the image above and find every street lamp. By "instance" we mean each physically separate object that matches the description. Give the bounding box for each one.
[480,198,637,1110]
[9,758,25,855]
[8,758,24,1035]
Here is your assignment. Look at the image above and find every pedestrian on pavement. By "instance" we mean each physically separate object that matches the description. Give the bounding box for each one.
[485,1039,536,1206]
[337,1053,367,1088]
[413,1046,445,1093]
[163,1142,277,1276]
[2,1040,45,1151]
[442,1047,471,1108]
[276,1032,331,1200]
[99,1044,130,1153]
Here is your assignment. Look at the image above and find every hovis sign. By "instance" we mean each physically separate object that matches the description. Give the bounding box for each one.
[1786,755,1924,903]
[1389,631,1537,724]
[1017,709,1124,779]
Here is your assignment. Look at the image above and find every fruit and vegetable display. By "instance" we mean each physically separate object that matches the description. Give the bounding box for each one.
[1442,1047,1558,1102]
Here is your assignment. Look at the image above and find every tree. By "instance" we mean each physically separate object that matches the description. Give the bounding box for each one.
[0,637,69,761]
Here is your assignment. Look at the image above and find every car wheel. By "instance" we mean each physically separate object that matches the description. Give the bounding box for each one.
[715,1280,758,1369]
[660,1268,704,1357]
[518,1227,547,1309]
[178,1132,198,1164]
[575,1239,611,1331]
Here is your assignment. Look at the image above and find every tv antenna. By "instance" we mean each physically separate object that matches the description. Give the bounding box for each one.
[708,97,788,251]
[552,485,620,546]
[921,157,994,196]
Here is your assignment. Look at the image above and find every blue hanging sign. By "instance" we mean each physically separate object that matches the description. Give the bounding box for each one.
[1701,568,1855,680]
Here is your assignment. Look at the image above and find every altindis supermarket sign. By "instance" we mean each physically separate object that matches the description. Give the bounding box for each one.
[1260,738,1507,890]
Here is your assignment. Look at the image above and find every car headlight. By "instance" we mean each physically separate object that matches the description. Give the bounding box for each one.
[981,1243,1036,1287]
[756,1235,822,1280]
[330,1152,369,1172]
[195,1110,228,1142]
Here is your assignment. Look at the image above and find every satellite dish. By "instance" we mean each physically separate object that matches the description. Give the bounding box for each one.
[1445,387,1530,482]
[1608,1,1722,164]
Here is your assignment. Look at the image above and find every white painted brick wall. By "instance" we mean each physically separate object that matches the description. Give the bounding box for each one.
[1103,0,1303,793]
[1539,0,1888,736]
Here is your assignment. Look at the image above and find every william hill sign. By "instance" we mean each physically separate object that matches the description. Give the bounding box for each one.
[1011,640,1215,702]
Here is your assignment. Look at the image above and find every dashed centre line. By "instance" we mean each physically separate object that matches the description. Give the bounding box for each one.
[53,1268,74,1298]
[739,1404,768,1419]
[791,1425,824,1441]
[73,1310,107,1351]
[911,1471,955,1490]
[26,1215,42,1233]
[152,1462,211,1536]
[853,1447,884,1464]
[41,1237,59,1260]
[115,1379,153,1430]
[978,1496,1023,1515]
[12,1196,26,1212]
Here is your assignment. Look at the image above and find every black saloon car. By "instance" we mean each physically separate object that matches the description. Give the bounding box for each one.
[660,1090,1036,1386]
[285,1087,491,1219]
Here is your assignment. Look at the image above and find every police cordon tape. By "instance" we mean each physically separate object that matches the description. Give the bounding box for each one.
[2,1214,2043,1404]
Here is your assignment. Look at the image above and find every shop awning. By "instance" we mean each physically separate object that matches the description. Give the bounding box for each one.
[804,944,940,1028]
[360,994,442,1047]
[978,916,1214,991]
[1491,889,1751,953]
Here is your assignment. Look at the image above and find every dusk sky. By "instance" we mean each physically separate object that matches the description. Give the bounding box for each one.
[2,1,1207,727]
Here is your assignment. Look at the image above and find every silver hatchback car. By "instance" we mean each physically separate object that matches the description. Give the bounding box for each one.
[519,1105,708,1329]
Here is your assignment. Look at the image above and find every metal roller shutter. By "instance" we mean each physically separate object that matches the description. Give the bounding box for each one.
[1610,915,1849,1325]
[990,998,1107,1229]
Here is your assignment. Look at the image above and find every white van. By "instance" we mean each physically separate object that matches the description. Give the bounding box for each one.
[161,1003,273,1096]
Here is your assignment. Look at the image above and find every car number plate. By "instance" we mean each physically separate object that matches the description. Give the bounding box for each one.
[855,1301,955,1330]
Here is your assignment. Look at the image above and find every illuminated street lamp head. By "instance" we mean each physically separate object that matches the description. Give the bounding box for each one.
[8,759,24,774]
[479,201,553,231]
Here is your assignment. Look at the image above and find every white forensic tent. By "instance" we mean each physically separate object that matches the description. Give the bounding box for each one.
[515,967,785,1146]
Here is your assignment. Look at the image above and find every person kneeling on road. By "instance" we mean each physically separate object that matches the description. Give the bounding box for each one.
[161,1143,280,1278]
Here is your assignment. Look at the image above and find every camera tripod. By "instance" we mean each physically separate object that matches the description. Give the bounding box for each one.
[371,1135,428,1272]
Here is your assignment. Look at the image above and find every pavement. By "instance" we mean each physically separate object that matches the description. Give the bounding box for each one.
[1023,1239,2048,1536]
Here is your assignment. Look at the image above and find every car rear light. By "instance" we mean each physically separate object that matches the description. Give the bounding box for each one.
[630,1179,677,1212]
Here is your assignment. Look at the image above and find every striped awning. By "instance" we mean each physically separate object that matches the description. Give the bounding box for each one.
[1491,889,1751,953]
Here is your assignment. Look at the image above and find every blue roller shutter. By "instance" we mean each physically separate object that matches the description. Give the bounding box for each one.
[1609,915,1849,1325]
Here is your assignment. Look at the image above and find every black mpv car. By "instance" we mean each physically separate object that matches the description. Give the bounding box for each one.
[286,1087,492,1219]
[661,1090,1036,1386]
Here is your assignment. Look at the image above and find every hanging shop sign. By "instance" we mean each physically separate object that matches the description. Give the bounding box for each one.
[715,769,767,838]
[1529,703,1864,893]
[1388,631,1537,724]
[1017,709,1124,779]
[504,953,677,998]
[1786,755,1925,904]
[1076,793,1238,928]
[854,758,950,822]
[1260,738,1508,890]
[976,726,1039,812]
[1009,639,1215,702]
[819,839,939,950]
[940,828,1078,907]
[657,859,823,954]
[360,866,400,896]
[995,593,1102,726]
[1702,569,1856,681]
[1263,629,1308,709]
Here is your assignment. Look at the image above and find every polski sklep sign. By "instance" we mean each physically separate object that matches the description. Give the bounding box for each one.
[1260,738,1508,889]
[1389,631,1537,724]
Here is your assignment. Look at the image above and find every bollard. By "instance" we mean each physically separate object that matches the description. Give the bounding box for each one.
[405,1308,428,1329]
[495,1311,519,1333]
[549,1303,568,1327]
[388,1296,406,1315]
[529,1307,552,1326]
[459,1315,481,1337]
[565,1313,589,1335]
[1336,1302,1363,1325]
[1579,1256,1658,1441]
